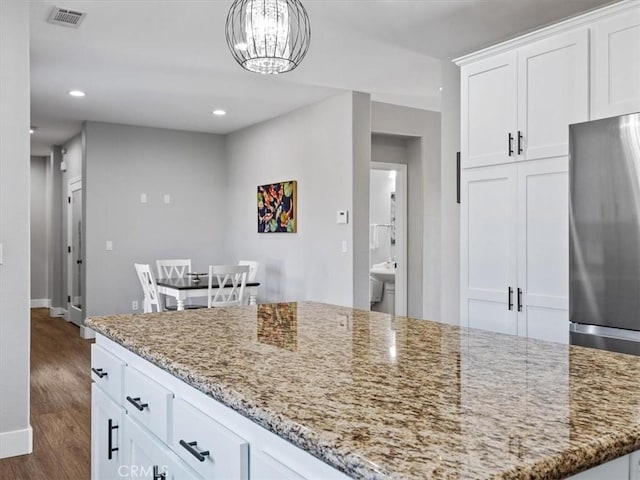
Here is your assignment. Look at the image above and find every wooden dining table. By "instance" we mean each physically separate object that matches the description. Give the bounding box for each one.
[156,277,260,310]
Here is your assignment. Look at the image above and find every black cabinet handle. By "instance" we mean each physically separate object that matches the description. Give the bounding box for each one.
[126,396,148,411]
[517,288,523,312]
[179,440,210,462]
[508,287,513,311]
[92,368,107,378]
[153,465,166,480]
[517,131,523,155]
[107,419,118,460]
[508,133,514,156]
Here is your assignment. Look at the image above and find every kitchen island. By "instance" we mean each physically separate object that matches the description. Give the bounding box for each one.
[86,302,640,479]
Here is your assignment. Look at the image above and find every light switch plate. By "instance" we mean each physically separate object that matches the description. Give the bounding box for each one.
[341,240,348,253]
[163,194,170,204]
[336,210,349,224]
[106,241,113,251]
[140,193,147,204]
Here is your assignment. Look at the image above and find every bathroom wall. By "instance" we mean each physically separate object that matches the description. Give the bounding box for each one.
[369,169,396,267]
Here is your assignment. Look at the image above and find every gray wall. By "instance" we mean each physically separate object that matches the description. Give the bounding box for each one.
[0,0,31,458]
[48,147,64,310]
[225,92,357,306]
[440,60,461,325]
[371,102,441,320]
[61,132,84,314]
[84,122,228,318]
[30,157,48,301]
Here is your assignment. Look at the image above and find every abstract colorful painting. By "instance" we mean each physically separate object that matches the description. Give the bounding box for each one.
[257,180,297,233]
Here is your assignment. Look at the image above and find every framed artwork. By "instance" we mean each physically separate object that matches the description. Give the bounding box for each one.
[257,180,297,233]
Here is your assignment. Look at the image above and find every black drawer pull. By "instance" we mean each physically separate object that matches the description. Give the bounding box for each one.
[517,288,523,312]
[153,465,166,480]
[179,439,210,462]
[92,367,108,378]
[508,132,514,156]
[508,287,513,311]
[107,419,118,460]
[126,396,148,411]
[517,130,523,155]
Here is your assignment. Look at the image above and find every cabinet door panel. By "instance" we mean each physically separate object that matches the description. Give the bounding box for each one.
[591,9,640,119]
[462,51,517,168]
[517,158,569,343]
[517,29,589,161]
[461,165,517,331]
[92,384,124,480]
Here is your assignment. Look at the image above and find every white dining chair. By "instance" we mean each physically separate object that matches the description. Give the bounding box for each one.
[208,265,250,308]
[135,263,163,313]
[238,260,259,304]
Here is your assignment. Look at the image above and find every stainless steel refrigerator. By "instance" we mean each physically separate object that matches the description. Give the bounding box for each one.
[570,112,640,356]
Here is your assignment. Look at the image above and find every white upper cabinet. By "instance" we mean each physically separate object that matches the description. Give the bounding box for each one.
[460,29,589,169]
[517,30,589,161]
[591,9,640,119]
[462,52,518,169]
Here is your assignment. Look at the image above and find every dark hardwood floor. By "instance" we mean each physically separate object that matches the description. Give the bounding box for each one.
[0,308,93,479]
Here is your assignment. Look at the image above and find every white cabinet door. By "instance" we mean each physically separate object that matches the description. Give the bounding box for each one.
[591,8,640,119]
[517,29,589,161]
[516,158,569,343]
[122,416,202,480]
[462,51,518,168]
[461,165,518,334]
[92,384,125,480]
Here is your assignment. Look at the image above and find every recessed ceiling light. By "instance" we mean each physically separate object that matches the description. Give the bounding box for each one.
[69,90,86,97]
[213,109,227,116]
[234,42,248,52]
[439,86,443,92]
[29,126,37,134]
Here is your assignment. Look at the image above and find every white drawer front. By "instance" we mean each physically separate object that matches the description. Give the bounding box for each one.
[251,451,306,480]
[123,365,173,443]
[172,398,249,479]
[91,344,125,402]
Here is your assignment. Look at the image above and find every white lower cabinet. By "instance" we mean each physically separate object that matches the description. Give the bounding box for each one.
[92,384,124,480]
[91,335,350,480]
[122,415,201,480]
[461,158,569,343]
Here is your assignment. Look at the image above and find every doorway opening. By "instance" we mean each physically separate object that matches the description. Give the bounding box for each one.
[369,162,407,316]
[67,177,83,327]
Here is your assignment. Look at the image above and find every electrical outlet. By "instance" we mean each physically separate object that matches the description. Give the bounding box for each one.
[132,300,139,311]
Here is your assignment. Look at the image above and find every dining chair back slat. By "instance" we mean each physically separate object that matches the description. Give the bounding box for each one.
[135,263,162,313]
[208,265,250,308]
[156,259,192,279]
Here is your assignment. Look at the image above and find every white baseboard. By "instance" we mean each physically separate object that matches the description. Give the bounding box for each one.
[30,298,51,308]
[0,426,33,459]
[80,325,95,339]
[49,307,67,319]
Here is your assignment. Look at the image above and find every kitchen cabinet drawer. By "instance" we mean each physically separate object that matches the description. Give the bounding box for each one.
[123,365,173,443]
[122,415,202,480]
[91,343,125,402]
[171,398,248,479]
[251,451,306,480]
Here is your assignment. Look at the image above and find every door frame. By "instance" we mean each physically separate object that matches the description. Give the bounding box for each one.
[67,176,83,327]
[371,162,408,316]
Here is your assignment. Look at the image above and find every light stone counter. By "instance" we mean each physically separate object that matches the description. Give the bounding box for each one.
[86,301,640,479]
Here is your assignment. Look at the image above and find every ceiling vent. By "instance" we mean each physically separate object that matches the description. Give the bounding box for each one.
[47,7,86,28]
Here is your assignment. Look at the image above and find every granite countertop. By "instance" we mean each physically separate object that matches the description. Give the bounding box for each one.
[86,302,640,480]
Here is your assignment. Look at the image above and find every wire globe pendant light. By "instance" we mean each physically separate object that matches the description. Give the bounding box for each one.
[225,0,311,74]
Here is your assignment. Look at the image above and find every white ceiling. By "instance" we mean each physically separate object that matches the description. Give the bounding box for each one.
[29,0,614,156]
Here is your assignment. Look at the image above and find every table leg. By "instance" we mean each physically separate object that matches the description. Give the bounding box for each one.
[249,287,257,306]
[176,298,185,311]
